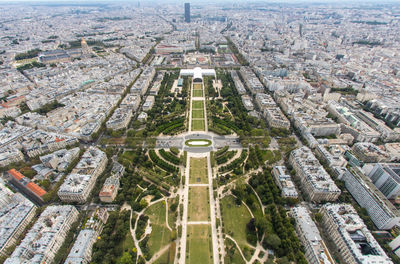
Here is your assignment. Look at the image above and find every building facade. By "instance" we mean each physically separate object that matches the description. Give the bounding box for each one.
[320,204,392,264]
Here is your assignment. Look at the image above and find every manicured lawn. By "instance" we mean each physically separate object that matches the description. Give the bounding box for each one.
[189,157,208,184]
[186,224,213,264]
[192,100,204,109]
[193,83,203,90]
[192,109,204,118]
[188,187,210,221]
[193,89,203,97]
[192,120,205,131]
[144,202,172,258]
[221,196,253,252]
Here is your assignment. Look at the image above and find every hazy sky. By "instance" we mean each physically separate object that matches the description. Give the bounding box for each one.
[0,0,399,2]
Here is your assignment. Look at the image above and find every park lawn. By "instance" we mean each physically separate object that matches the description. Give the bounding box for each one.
[188,187,210,221]
[153,242,175,264]
[193,89,203,97]
[192,109,204,119]
[224,238,246,264]
[192,100,204,109]
[167,198,177,229]
[221,196,253,253]
[121,231,135,253]
[189,157,208,184]
[153,249,169,264]
[193,83,202,90]
[121,150,136,160]
[106,137,126,145]
[192,120,205,131]
[145,202,172,258]
[187,224,213,264]
[262,150,282,164]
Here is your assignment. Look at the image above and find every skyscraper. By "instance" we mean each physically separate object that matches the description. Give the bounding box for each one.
[184,3,190,23]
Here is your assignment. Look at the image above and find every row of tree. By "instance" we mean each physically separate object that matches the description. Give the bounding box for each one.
[148,149,179,173]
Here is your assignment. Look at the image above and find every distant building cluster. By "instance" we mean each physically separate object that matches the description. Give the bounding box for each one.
[0,121,78,166]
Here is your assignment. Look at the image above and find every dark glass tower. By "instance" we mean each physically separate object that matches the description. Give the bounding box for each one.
[184,3,190,23]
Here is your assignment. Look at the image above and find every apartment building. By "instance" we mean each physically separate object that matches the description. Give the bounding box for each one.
[291,206,334,264]
[364,163,400,200]
[272,166,298,198]
[0,182,36,257]
[341,167,400,230]
[5,205,79,264]
[58,147,107,203]
[289,147,341,202]
[320,203,392,264]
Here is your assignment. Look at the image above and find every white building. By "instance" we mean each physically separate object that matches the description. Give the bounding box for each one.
[58,147,107,203]
[341,167,400,230]
[180,67,216,82]
[0,182,36,257]
[291,206,334,264]
[364,163,400,200]
[5,205,79,264]
[320,203,392,264]
[272,166,298,198]
[289,147,341,202]
[106,108,133,130]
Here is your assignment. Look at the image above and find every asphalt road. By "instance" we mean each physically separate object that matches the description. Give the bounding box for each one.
[155,132,242,152]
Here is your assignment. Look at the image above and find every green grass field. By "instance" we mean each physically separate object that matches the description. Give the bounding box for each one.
[192,109,204,119]
[193,90,203,97]
[193,83,203,90]
[186,225,213,264]
[221,196,253,252]
[192,119,205,131]
[144,202,172,257]
[168,198,177,229]
[192,100,204,109]
[188,187,210,221]
[224,238,246,264]
[153,242,176,264]
[121,231,135,253]
[189,157,208,184]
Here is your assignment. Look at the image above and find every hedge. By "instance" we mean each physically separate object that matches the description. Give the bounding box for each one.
[219,150,248,173]
[159,149,180,165]
[216,150,236,165]
[148,150,178,173]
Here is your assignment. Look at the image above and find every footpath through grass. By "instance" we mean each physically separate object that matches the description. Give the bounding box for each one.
[144,202,173,257]
[221,196,253,254]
